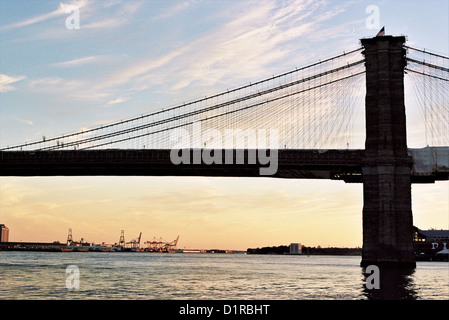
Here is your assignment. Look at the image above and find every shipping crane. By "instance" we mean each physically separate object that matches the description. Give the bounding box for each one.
[145,235,180,252]
[67,228,73,246]
[127,232,142,249]
[119,230,125,248]
[164,235,180,252]
[145,237,163,251]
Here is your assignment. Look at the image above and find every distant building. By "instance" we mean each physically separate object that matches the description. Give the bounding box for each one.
[0,224,9,242]
[289,243,302,254]
[413,227,449,261]
[414,228,449,243]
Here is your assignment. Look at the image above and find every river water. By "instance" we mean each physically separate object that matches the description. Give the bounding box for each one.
[0,251,447,300]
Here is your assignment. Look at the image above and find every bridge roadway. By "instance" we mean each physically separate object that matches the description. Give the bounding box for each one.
[1,147,447,183]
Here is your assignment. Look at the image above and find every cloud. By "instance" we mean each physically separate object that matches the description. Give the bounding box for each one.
[29,77,64,87]
[105,0,351,97]
[2,0,356,126]
[1,0,89,30]
[0,74,26,92]
[94,46,187,91]
[51,55,104,67]
[156,0,318,90]
[152,0,193,21]
[16,119,34,126]
[27,76,109,102]
[106,97,128,105]
[82,1,142,29]
[0,0,138,36]
[91,1,302,93]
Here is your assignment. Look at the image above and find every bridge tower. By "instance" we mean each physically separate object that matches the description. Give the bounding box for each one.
[360,35,415,267]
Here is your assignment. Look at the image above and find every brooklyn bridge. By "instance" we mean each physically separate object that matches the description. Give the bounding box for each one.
[1,35,448,268]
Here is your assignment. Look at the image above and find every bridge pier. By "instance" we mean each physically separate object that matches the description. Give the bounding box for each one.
[360,35,415,268]
[361,162,415,267]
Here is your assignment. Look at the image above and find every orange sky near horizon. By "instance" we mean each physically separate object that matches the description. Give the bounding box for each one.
[1,176,447,250]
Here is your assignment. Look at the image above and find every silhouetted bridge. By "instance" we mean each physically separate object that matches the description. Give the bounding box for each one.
[1,35,448,268]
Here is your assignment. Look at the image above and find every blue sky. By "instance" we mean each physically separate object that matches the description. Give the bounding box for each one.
[0,0,448,248]
[1,0,447,146]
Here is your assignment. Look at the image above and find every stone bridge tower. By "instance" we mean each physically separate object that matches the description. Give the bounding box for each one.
[361,35,415,268]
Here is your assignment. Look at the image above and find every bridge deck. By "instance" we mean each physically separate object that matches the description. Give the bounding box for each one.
[0,149,362,180]
[1,148,447,182]
[408,147,449,181]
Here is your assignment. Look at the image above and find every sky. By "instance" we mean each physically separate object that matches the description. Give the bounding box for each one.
[0,0,448,250]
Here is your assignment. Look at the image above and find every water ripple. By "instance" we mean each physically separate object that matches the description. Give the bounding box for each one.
[0,252,447,300]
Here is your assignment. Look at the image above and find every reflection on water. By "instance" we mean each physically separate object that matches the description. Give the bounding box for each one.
[361,266,418,300]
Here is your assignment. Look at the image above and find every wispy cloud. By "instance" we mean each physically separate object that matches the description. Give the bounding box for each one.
[102,0,353,98]
[16,119,34,126]
[1,0,89,30]
[0,74,26,92]
[167,0,343,89]
[82,1,142,29]
[94,47,188,91]
[1,0,140,41]
[89,0,308,94]
[27,76,108,102]
[29,77,64,87]
[51,55,104,67]
[106,97,128,106]
[152,0,193,21]
[4,0,356,121]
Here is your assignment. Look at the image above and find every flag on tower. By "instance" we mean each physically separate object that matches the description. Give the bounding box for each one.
[376,26,385,37]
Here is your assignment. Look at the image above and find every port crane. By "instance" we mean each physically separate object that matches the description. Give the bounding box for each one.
[119,230,125,248]
[67,228,73,246]
[127,232,142,249]
[164,235,179,252]
[145,235,179,252]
